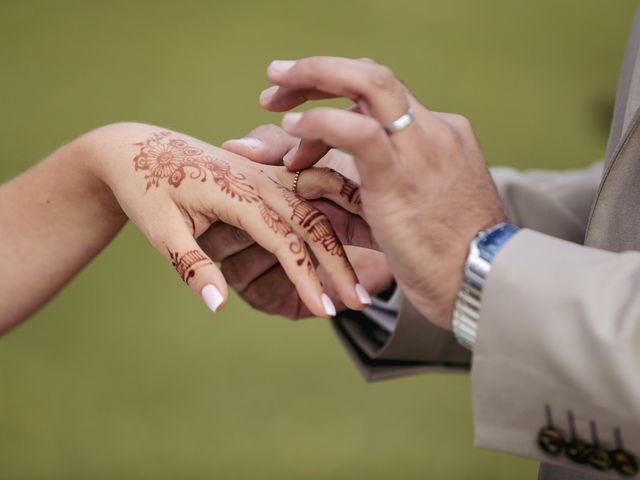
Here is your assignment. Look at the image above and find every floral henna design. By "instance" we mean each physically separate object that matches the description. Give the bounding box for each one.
[259,202,293,236]
[168,248,213,284]
[133,131,260,202]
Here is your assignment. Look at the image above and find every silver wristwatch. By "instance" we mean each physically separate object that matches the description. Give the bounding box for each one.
[452,223,520,350]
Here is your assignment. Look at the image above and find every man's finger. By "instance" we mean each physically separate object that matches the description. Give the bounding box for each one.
[280,107,397,188]
[197,221,255,261]
[265,57,408,127]
[259,85,338,112]
[221,242,278,293]
[222,124,299,165]
[310,199,378,251]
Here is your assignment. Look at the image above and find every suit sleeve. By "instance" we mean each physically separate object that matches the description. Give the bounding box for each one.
[332,163,604,381]
[473,228,640,473]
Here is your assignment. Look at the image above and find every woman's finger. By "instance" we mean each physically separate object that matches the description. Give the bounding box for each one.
[145,206,228,314]
[233,200,338,318]
[259,181,370,311]
[310,199,378,250]
[271,166,363,216]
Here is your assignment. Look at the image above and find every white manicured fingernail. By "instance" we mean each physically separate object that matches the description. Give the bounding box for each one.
[321,293,337,317]
[268,60,296,74]
[259,85,279,104]
[228,137,264,150]
[355,283,372,305]
[283,112,303,130]
[201,284,224,313]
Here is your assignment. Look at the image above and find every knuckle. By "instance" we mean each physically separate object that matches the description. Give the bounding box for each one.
[228,225,252,245]
[449,113,473,133]
[251,123,283,138]
[357,57,377,65]
[302,108,328,126]
[244,282,281,312]
[220,259,243,287]
[369,65,397,91]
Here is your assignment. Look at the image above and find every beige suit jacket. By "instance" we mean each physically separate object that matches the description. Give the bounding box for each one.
[333,6,640,479]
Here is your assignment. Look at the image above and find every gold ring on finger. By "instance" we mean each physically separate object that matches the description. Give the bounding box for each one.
[291,170,302,194]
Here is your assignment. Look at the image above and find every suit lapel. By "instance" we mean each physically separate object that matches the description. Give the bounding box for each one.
[585,107,640,250]
[604,6,640,163]
[585,6,640,249]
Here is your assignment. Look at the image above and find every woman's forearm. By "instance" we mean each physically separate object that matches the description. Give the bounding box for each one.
[0,131,127,332]
[0,122,370,332]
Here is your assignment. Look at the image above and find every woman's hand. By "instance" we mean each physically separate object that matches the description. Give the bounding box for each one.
[77,122,371,318]
[259,57,507,330]
[187,124,391,319]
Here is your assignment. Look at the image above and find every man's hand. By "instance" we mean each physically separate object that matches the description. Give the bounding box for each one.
[259,56,507,330]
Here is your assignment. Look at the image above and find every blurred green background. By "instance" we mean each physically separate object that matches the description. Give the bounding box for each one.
[0,1,636,478]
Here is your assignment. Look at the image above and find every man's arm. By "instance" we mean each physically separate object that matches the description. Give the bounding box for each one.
[333,162,604,381]
[472,228,640,473]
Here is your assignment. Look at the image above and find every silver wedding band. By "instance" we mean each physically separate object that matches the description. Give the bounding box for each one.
[383,108,414,135]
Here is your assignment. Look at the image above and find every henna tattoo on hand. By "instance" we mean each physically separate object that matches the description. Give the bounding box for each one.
[133,131,260,202]
[259,202,293,237]
[339,178,362,207]
[287,232,313,272]
[168,248,212,284]
[325,169,362,206]
[280,187,346,258]
[259,202,312,271]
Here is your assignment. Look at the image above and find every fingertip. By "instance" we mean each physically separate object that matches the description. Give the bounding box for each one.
[259,85,279,107]
[222,138,265,160]
[201,284,226,313]
[321,293,337,317]
[282,145,297,167]
[355,283,372,306]
[282,112,303,132]
[267,60,296,78]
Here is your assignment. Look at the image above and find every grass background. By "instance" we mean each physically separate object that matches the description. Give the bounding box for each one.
[0,0,636,478]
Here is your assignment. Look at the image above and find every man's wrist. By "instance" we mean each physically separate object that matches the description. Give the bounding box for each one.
[452,223,520,350]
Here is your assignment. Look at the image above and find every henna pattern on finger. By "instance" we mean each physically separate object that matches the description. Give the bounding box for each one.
[259,202,312,271]
[339,179,362,206]
[325,170,362,207]
[133,131,260,202]
[287,232,313,272]
[280,187,346,258]
[168,248,213,284]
